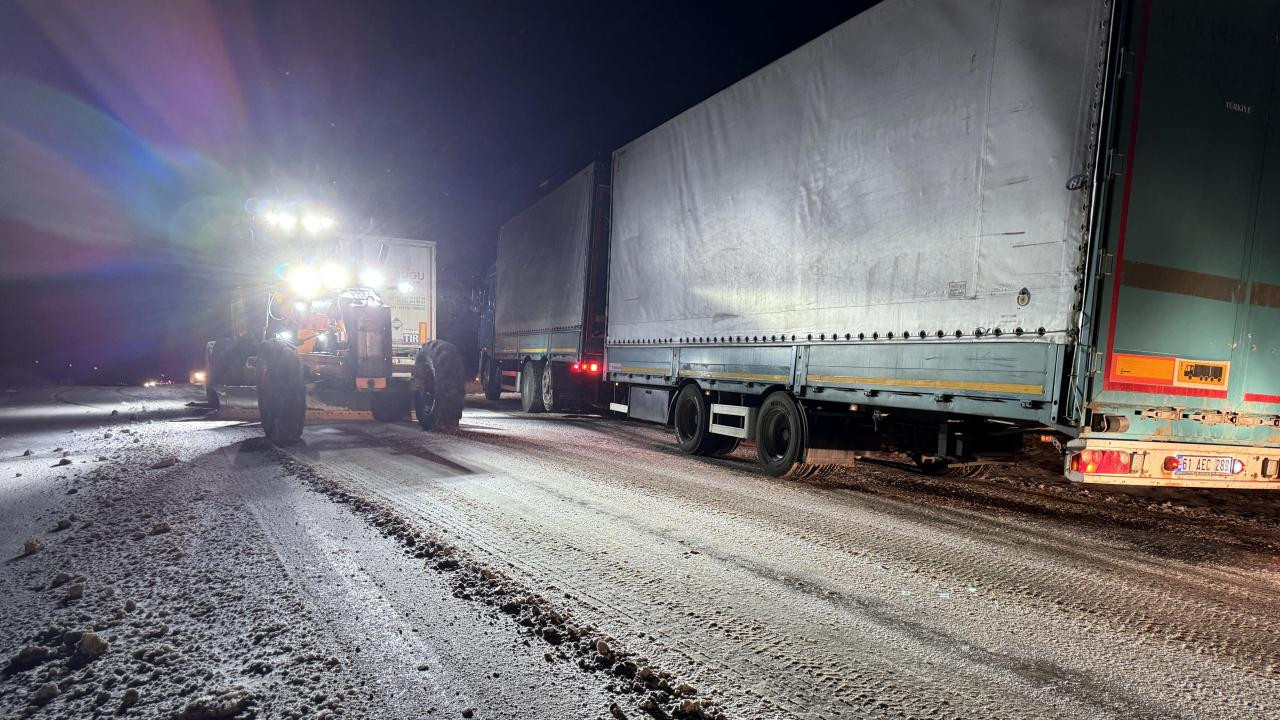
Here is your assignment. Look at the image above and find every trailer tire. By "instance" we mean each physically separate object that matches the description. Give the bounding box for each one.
[673,384,732,456]
[520,360,546,413]
[481,355,503,401]
[413,340,466,431]
[541,361,560,412]
[755,392,804,476]
[370,392,410,422]
[256,340,305,445]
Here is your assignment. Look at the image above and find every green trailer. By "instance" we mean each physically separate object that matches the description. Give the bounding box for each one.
[1066,0,1280,488]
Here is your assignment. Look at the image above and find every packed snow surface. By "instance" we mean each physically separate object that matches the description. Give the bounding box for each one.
[2,385,1278,719]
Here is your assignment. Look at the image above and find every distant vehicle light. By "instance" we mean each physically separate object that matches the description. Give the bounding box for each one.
[359,268,386,288]
[396,281,414,294]
[191,370,207,384]
[143,379,158,388]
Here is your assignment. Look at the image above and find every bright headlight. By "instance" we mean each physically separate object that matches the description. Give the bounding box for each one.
[287,266,321,298]
[303,214,335,234]
[396,281,414,294]
[276,212,298,232]
[321,263,348,290]
[358,268,386,288]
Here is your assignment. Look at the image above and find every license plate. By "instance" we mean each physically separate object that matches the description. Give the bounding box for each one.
[1173,455,1240,476]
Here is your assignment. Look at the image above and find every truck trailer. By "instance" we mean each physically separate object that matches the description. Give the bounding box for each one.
[478,162,612,412]
[490,0,1280,489]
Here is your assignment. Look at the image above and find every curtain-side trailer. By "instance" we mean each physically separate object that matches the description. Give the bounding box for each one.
[484,0,1280,488]
[477,162,612,412]
[601,0,1280,488]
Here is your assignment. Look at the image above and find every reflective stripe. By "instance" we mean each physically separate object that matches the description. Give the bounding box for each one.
[806,374,1042,396]
[678,370,789,382]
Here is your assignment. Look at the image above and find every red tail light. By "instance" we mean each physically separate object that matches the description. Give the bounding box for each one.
[1070,449,1134,474]
[1161,455,1180,473]
[570,362,581,372]
[588,362,599,373]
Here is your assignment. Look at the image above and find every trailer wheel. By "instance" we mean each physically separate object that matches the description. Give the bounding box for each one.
[520,360,546,413]
[540,361,560,412]
[481,354,503,401]
[755,392,804,476]
[370,392,410,422]
[672,384,734,456]
[256,340,305,445]
[413,340,466,431]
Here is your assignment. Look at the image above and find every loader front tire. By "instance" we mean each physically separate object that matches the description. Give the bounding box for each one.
[413,340,465,431]
[257,340,305,445]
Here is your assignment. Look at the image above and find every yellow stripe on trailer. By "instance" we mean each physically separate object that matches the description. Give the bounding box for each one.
[806,374,1043,396]
[678,370,790,382]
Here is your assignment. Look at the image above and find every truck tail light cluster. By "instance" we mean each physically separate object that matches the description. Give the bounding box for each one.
[1069,449,1134,474]
[570,361,600,374]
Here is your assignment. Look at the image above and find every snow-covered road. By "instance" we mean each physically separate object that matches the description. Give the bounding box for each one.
[2,386,1279,719]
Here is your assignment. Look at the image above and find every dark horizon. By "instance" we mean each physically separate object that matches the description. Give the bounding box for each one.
[0,0,870,385]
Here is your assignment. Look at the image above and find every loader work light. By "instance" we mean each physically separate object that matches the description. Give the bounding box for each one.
[321,263,349,290]
[302,213,336,234]
[359,268,386,288]
[286,265,322,298]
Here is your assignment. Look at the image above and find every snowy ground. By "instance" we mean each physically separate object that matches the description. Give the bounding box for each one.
[1,386,1279,719]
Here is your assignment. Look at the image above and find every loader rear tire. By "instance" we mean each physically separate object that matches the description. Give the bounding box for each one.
[413,340,465,431]
[257,340,305,445]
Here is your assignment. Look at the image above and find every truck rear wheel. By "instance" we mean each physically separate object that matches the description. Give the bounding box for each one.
[371,392,410,422]
[520,360,546,413]
[755,392,804,476]
[481,355,503,401]
[257,340,305,445]
[413,340,465,431]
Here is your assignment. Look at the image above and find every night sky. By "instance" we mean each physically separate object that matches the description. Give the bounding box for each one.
[0,0,869,385]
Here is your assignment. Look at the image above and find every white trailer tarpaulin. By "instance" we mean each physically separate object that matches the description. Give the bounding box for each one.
[607,0,1107,343]
[496,164,597,336]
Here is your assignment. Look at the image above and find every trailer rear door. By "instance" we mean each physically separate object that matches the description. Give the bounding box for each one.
[1096,0,1278,409]
[1073,0,1280,488]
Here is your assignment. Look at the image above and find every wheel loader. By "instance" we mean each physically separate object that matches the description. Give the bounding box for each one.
[204,232,465,444]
